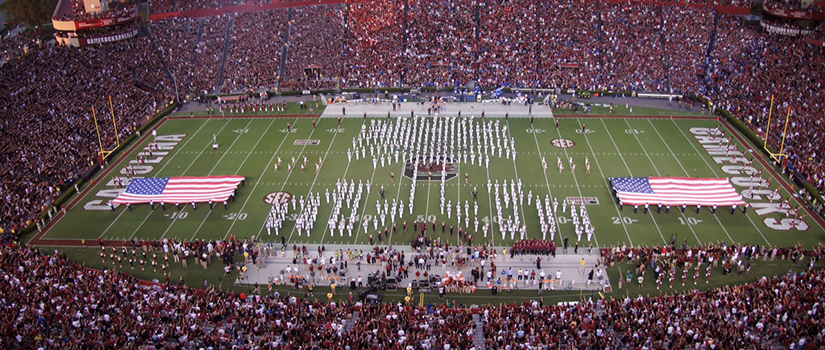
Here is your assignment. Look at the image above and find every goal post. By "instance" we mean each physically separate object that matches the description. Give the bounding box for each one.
[92,96,123,161]
[762,95,790,166]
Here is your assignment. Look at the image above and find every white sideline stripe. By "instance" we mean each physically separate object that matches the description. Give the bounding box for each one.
[227,118,301,240]
[287,119,343,243]
[190,118,277,241]
[316,120,367,245]
[573,119,634,247]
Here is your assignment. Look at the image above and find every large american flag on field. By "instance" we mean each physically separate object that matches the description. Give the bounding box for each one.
[112,176,244,205]
[610,177,745,207]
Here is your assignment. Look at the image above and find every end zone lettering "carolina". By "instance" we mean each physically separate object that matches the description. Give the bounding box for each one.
[83,134,187,211]
[689,127,808,231]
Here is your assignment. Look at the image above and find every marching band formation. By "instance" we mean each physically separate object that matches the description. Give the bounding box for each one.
[263,113,596,246]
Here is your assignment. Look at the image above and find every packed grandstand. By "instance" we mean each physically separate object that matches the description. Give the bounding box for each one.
[1,0,825,348]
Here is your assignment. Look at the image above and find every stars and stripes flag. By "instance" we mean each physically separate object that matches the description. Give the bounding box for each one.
[112,176,245,205]
[610,177,745,207]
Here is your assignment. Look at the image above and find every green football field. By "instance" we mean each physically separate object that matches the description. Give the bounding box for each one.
[34,103,825,250]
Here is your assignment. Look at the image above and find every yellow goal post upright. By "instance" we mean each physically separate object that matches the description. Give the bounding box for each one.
[92,95,123,160]
[762,94,791,167]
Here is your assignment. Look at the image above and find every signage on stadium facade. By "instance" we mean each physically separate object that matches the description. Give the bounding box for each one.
[81,28,139,46]
[762,3,825,20]
[688,127,809,231]
[759,21,813,37]
[83,134,187,211]
[75,11,138,30]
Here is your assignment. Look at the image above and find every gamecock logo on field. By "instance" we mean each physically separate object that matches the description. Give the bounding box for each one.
[263,191,293,205]
[404,155,458,181]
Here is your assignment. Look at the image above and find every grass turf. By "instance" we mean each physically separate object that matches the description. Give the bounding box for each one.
[28,101,825,302]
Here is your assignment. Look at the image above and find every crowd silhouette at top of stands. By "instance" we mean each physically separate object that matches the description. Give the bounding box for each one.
[1,0,824,236]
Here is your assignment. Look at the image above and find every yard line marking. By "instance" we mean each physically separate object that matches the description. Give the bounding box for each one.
[228,118,301,240]
[288,118,348,244]
[574,119,631,246]
[504,119,524,245]
[161,119,255,239]
[665,119,770,245]
[600,119,666,244]
[387,154,408,246]
[483,123,496,247]
[548,121,601,247]
[191,118,278,241]
[615,119,676,244]
[634,119,704,245]
[351,150,383,244]
[528,122,563,247]
[385,117,419,246]
[640,119,736,244]
[119,119,218,240]
[558,118,633,247]
[455,137,463,247]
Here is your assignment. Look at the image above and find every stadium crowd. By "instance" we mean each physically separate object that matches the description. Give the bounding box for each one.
[707,16,825,195]
[149,0,243,15]
[223,10,288,92]
[2,3,825,349]
[279,5,345,91]
[601,241,823,274]
[2,0,825,246]
[343,0,405,88]
[2,240,824,348]
[403,0,477,87]
[0,36,170,234]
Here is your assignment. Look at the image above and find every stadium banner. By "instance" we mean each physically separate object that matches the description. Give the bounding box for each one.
[75,28,139,47]
[760,21,813,36]
[52,19,79,31]
[566,197,599,205]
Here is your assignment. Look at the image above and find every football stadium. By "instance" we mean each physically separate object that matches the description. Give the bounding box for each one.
[1,0,825,348]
